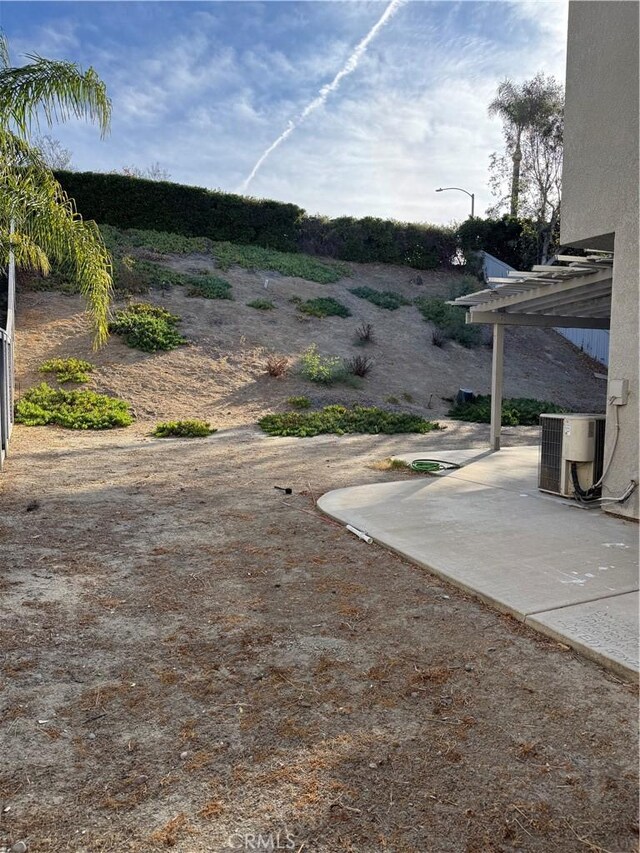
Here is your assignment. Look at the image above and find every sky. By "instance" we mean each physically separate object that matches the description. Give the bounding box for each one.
[0,0,568,225]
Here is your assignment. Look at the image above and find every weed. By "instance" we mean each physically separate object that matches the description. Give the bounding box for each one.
[299,345,347,385]
[345,355,373,378]
[385,395,399,405]
[109,303,187,352]
[354,322,375,345]
[287,396,311,409]
[185,276,233,299]
[350,286,410,310]
[288,295,303,305]
[152,420,216,438]
[15,383,133,429]
[370,458,413,472]
[401,391,414,403]
[432,328,446,347]
[259,405,441,438]
[265,355,289,377]
[298,297,351,319]
[415,296,482,348]
[39,358,94,384]
[212,242,349,284]
[247,298,275,310]
[448,395,566,425]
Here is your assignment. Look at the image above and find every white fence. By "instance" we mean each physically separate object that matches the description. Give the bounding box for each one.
[480,251,610,366]
[0,247,16,469]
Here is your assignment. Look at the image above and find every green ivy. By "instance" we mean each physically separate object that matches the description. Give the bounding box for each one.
[153,420,216,437]
[109,303,187,352]
[350,287,410,310]
[39,357,95,384]
[16,383,133,429]
[259,405,442,438]
[298,297,351,318]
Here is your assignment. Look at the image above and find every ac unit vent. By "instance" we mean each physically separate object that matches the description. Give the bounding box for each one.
[539,414,606,498]
[539,416,563,493]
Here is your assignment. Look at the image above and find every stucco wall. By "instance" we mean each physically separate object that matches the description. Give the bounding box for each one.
[562,1,639,520]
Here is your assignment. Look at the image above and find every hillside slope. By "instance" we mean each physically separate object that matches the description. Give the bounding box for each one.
[15,247,605,432]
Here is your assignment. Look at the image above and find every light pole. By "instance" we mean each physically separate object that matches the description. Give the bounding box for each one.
[435,186,475,218]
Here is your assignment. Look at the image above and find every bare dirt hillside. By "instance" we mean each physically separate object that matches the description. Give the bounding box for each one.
[16,255,605,432]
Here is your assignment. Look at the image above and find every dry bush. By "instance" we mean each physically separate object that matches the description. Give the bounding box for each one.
[345,355,374,377]
[265,355,289,377]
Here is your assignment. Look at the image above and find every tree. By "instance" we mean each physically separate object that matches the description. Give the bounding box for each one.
[0,34,112,344]
[488,74,563,217]
[116,162,171,181]
[32,133,74,170]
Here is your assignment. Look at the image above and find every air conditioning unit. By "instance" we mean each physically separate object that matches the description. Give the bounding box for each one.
[539,414,606,498]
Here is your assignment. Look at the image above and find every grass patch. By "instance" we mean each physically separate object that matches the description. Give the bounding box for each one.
[109,303,187,352]
[212,242,349,284]
[39,358,94,384]
[350,287,410,310]
[299,345,347,385]
[298,297,351,319]
[259,405,441,438]
[370,458,413,472]
[16,383,133,429]
[153,420,216,438]
[100,225,212,255]
[415,296,482,348]
[448,395,566,425]
[287,396,311,409]
[247,298,275,310]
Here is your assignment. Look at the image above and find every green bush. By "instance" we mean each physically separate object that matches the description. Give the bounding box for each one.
[16,383,133,429]
[185,276,233,299]
[247,298,275,310]
[259,405,441,438]
[298,297,351,319]
[212,242,348,284]
[39,357,95,384]
[350,286,410,310]
[448,395,566,426]
[415,296,482,348]
[299,345,348,385]
[152,419,216,437]
[109,303,187,352]
[287,395,311,409]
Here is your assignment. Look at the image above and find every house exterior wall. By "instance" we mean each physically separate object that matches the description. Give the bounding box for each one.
[561,1,639,520]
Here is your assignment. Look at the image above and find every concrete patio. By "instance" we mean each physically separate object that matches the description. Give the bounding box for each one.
[318,446,639,680]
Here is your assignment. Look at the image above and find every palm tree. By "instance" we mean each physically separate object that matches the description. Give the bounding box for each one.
[0,34,112,345]
[489,74,563,218]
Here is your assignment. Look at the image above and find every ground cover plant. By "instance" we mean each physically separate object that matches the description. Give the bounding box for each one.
[247,298,275,310]
[39,358,95,384]
[287,395,311,408]
[448,395,566,425]
[109,303,187,352]
[185,276,233,299]
[297,297,351,319]
[15,383,133,429]
[415,296,482,348]
[350,286,411,310]
[259,404,441,437]
[299,345,347,385]
[212,242,349,284]
[152,420,216,437]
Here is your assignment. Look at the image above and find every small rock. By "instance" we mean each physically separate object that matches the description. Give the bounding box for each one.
[410,691,419,698]
[180,750,189,760]
[441,594,450,600]
[87,733,96,740]
[464,663,474,672]
[12,842,28,853]
[368,762,377,769]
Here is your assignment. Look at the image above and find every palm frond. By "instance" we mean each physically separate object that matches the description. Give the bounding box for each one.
[0,33,9,69]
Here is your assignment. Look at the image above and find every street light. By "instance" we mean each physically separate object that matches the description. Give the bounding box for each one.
[435,186,475,218]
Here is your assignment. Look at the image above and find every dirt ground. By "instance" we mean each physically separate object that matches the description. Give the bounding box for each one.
[1,279,635,852]
[1,420,638,853]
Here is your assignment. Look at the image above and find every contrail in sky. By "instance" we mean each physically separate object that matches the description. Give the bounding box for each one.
[238,0,406,194]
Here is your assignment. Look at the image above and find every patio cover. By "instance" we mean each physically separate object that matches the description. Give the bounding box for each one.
[449,254,613,449]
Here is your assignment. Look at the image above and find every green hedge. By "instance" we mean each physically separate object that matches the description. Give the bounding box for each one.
[55,171,458,270]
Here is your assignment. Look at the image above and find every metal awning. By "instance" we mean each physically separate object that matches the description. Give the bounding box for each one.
[447,252,613,451]
[449,253,613,330]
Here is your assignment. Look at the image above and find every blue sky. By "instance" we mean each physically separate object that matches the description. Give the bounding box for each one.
[0,0,568,223]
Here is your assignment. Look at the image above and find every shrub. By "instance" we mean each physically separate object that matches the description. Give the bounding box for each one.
[212,242,348,284]
[345,355,373,378]
[39,357,94,384]
[354,322,374,345]
[185,276,233,299]
[258,405,441,438]
[265,355,289,377]
[109,303,187,352]
[247,298,275,310]
[299,345,347,385]
[350,286,410,310]
[298,297,351,319]
[432,328,446,347]
[401,392,414,403]
[287,396,311,409]
[385,395,399,405]
[153,419,216,437]
[415,296,482,348]
[448,395,566,426]
[15,383,133,429]
[288,295,303,305]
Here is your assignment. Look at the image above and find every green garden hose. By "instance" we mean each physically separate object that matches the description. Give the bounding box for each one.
[409,459,462,474]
